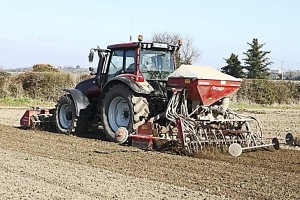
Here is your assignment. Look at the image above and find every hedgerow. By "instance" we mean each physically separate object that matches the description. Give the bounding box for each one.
[0,70,299,105]
[0,71,91,101]
[236,79,300,105]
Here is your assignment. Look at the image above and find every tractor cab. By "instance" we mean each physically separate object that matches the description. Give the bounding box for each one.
[107,37,180,82]
[89,35,181,87]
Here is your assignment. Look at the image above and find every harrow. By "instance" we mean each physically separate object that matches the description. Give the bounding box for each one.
[20,107,55,130]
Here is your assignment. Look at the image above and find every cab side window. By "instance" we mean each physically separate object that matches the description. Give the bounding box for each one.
[107,50,124,80]
[107,49,136,80]
[124,49,135,73]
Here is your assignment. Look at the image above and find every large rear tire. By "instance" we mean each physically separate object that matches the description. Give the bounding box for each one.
[101,84,149,141]
[55,95,90,134]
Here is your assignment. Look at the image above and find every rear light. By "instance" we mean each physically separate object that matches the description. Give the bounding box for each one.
[135,69,145,82]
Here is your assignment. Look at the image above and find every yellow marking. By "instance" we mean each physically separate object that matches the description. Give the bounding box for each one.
[141,125,148,130]
[184,79,190,83]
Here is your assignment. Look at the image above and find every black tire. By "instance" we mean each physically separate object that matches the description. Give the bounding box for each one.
[101,84,149,141]
[55,95,91,134]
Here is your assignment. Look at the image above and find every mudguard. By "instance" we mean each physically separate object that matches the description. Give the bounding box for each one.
[63,88,90,117]
[103,76,154,95]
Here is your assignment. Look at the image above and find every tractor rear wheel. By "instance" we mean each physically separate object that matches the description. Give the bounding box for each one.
[101,84,149,141]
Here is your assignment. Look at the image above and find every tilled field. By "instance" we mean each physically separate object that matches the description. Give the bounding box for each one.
[0,107,299,199]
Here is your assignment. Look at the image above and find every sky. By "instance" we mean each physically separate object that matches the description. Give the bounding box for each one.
[0,0,300,71]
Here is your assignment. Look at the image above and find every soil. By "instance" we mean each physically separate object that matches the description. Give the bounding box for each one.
[0,107,299,199]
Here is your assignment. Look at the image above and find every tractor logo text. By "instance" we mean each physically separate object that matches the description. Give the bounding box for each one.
[211,86,225,91]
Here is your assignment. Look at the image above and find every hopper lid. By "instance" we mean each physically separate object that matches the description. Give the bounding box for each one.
[168,65,242,81]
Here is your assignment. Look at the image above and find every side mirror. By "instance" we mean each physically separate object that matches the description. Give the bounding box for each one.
[88,51,94,62]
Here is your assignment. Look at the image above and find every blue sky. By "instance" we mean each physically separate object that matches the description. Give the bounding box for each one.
[0,0,300,70]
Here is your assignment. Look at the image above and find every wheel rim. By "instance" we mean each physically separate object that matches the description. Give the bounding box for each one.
[108,97,130,132]
[59,104,72,129]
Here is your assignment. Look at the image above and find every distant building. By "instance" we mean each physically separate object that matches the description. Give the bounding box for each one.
[269,69,280,80]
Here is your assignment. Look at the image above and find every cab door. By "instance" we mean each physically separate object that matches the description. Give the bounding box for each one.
[107,49,136,80]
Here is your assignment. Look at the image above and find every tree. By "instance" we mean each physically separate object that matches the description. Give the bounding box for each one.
[243,38,273,79]
[151,32,201,66]
[221,53,245,78]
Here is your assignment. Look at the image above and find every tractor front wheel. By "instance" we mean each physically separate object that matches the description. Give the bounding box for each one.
[101,84,149,141]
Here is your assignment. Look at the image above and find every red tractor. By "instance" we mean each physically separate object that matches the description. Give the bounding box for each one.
[54,35,180,142]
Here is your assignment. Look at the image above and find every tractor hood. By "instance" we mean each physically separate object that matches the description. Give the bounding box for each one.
[167,65,242,81]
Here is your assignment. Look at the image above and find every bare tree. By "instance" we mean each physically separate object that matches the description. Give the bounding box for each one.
[152,32,181,44]
[151,32,201,65]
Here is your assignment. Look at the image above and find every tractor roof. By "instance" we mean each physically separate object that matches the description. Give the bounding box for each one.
[107,42,139,49]
[107,42,179,51]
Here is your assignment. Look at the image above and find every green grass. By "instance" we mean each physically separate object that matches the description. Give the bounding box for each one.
[0,97,54,107]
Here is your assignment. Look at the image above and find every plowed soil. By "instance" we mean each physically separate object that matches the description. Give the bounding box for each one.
[0,107,299,199]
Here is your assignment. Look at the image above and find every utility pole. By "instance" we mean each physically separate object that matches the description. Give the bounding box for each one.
[281,61,284,80]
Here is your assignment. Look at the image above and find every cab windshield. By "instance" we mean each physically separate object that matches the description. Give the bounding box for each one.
[139,49,175,80]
